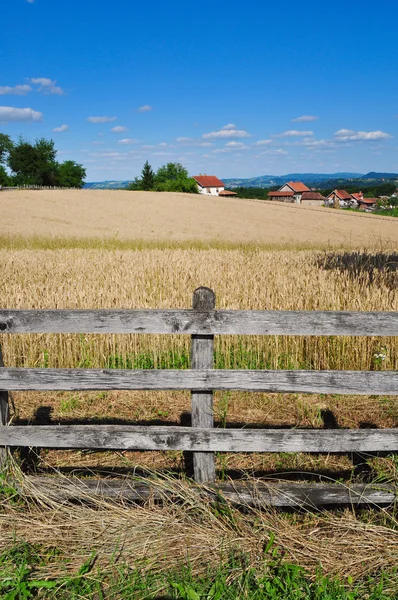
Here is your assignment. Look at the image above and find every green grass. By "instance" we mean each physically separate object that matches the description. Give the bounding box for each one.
[0,542,396,599]
[0,233,350,252]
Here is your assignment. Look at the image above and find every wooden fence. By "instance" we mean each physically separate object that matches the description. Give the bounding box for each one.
[1,287,397,507]
[0,185,81,191]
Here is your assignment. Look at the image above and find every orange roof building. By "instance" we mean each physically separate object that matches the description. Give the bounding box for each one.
[192,174,236,197]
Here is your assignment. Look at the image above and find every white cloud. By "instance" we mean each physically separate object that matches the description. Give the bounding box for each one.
[255,139,272,146]
[334,129,392,141]
[30,77,64,95]
[260,149,288,156]
[117,138,138,145]
[292,115,319,122]
[175,137,212,147]
[111,125,128,132]
[0,84,32,95]
[87,116,117,123]
[203,127,251,139]
[279,130,314,137]
[222,123,236,129]
[138,105,152,112]
[52,124,68,132]
[0,106,43,122]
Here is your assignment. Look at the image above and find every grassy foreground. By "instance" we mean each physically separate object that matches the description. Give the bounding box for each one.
[1,466,398,599]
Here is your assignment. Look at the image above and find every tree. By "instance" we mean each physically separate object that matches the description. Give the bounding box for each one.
[141,160,155,190]
[57,160,86,188]
[0,165,11,186]
[154,162,197,193]
[0,133,13,165]
[8,137,58,185]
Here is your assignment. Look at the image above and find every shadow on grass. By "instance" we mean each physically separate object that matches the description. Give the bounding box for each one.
[14,405,381,483]
[317,250,398,289]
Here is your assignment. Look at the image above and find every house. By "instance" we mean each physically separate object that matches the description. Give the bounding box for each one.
[350,192,378,210]
[192,175,237,197]
[326,189,355,208]
[268,181,325,205]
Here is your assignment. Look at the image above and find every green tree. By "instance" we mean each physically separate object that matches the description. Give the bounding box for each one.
[8,137,58,185]
[141,160,155,190]
[57,160,86,188]
[154,162,197,193]
[0,133,13,165]
[0,165,12,186]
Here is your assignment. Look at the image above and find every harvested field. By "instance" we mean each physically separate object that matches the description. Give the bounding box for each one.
[1,247,397,476]
[0,189,397,248]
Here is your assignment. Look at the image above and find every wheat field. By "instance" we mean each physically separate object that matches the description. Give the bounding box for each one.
[1,188,397,247]
[1,246,397,474]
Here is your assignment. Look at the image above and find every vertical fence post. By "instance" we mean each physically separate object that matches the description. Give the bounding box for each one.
[0,345,9,468]
[191,287,216,483]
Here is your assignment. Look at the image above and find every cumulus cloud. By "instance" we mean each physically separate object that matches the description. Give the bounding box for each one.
[292,115,319,122]
[0,106,43,122]
[30,77,64,95]
[138,105,152,112]
[175,137,212,147]
[52,124,68,132]
[117,138,138,145]
[259,149,287,156]
[0,84,32,95]
[334,129,392,141]
[279,130,314,137]
[111,125,128,132]
[203,126,251,139]
[87,116,117,123]
[213,141,249,153]
[255,139,272,146]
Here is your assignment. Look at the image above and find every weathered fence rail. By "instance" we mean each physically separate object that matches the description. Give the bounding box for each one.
[0,287,397,507]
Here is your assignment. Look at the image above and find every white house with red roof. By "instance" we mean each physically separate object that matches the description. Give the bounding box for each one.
[268,181,325,205]
[326,189,354,207]
[192,175,237,197]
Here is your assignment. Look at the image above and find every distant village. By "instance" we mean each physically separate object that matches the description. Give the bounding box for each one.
[192,175,396,212]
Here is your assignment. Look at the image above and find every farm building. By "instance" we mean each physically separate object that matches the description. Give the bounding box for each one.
[268,181,325,205]
[192,175,237,197]
[326,189,356,208]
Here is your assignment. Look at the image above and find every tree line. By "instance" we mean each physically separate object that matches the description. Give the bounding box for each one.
[128,161,197,193]
[0,133,86,188]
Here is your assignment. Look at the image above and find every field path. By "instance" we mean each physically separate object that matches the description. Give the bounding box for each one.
[1,189,396,247]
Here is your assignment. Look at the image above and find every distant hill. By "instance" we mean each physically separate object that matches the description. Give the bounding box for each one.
[223,172,364,188]
[362,172,398,180]
[84,180,132,189]
[84,171,398,191]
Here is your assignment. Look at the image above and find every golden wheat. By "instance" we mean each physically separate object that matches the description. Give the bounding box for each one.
[1,248,397,371]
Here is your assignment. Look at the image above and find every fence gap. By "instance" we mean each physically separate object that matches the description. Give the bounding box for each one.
[191,287,216,483]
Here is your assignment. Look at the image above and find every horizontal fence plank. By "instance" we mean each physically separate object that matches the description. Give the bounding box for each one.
[1,425,397,452]
[21,476,397,507]
[1,309,397,336]
[0,368,397,394]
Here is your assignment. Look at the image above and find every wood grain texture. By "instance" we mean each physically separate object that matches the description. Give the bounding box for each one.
[191,287,216,483]
[0,346,9,468]
[21,476,397,507]
[1,309,397,336]
[1,425,397,452]
[0,368,397,394]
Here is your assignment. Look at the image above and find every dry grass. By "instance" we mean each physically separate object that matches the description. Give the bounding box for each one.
[0,189,397,248]
[1,463,398,583]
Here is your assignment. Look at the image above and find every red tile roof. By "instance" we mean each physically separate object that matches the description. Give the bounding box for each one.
[268,191,295,197]
[357,197,378,204]
[301,191,326,200]
[192,175,224,188]
[328,189,351,200]
[284,181,310,192]
[218,189,237,196]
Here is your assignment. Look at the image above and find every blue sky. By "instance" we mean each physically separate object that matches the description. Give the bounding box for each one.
[1,0,397,181]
